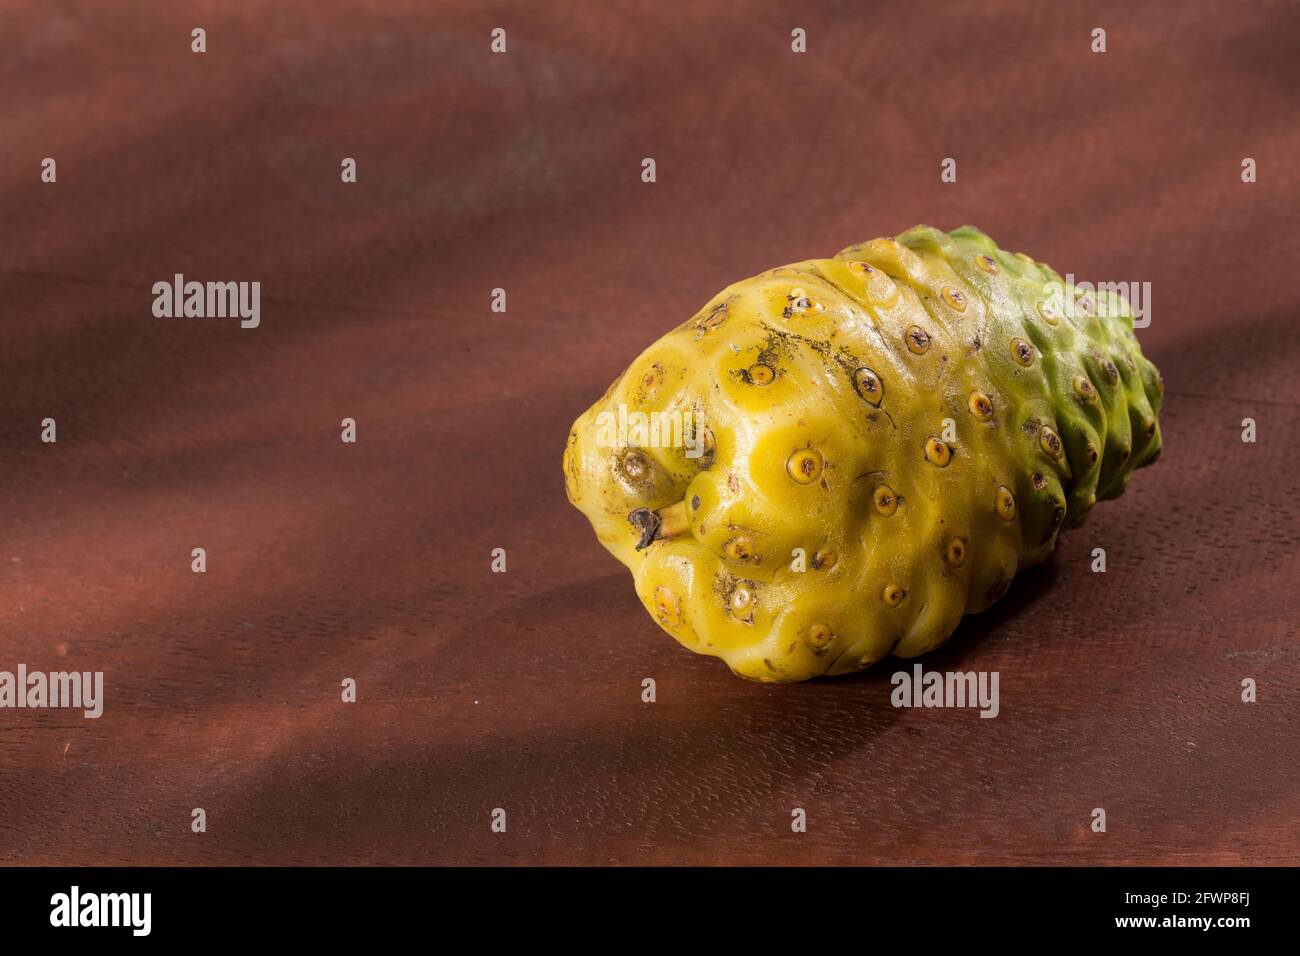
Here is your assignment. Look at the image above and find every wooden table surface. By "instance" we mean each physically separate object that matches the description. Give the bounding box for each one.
[2,1,1297,865]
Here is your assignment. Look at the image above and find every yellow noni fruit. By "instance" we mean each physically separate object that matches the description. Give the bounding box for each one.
[563,226,1163,682]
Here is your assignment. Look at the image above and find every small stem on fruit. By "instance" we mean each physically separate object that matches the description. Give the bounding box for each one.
[629,500,689,551]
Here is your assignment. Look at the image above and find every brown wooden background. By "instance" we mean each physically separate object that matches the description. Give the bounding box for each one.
[1,1,1297,865]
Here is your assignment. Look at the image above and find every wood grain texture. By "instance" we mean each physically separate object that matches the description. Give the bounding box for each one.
[0,0,1297,865]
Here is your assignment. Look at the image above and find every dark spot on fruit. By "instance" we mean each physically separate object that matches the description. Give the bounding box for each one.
[1040,426,1062,459]
[852,367,884,405]
[906,326,931,354]
[697,303,728,332]
[1012,338,1035,366]
[622,450,649,480]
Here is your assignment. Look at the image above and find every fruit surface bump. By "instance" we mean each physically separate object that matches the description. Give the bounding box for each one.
[563,226,1163,682]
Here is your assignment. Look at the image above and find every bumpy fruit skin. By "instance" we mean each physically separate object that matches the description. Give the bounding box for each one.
[563,226,1163,682]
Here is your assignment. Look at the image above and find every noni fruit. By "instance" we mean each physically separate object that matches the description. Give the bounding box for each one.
[563,226,1163,682]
